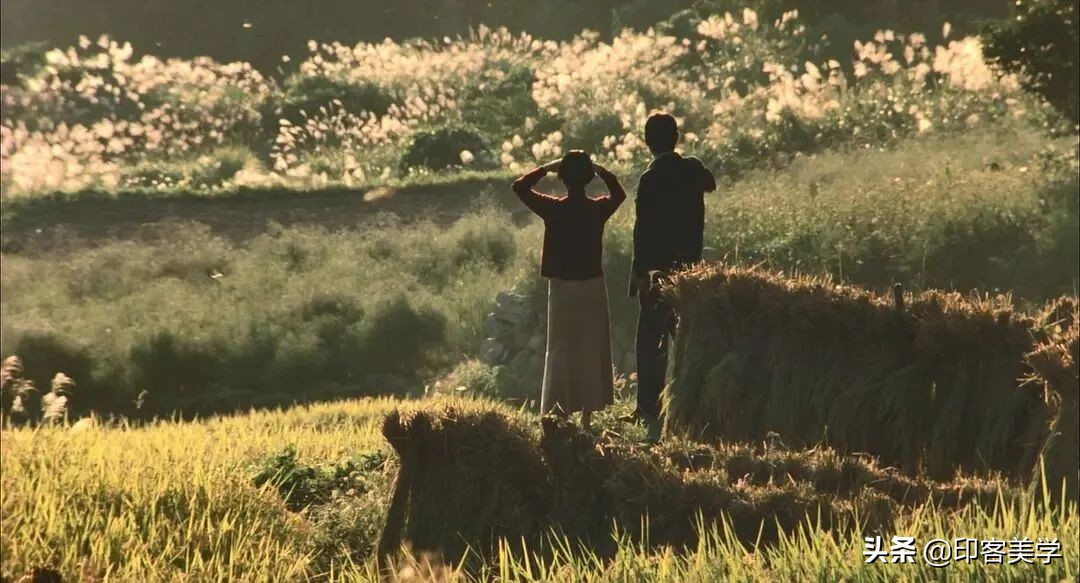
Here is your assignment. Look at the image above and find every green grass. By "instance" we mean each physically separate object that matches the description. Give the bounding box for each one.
[1,128,1076,417]
[0,204,539,415]
[0,166,520,217]
[696,128,1079,299]
[1,395,1076,581]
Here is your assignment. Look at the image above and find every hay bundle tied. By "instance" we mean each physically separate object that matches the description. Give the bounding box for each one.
[375,403,1015,572]
[661,263,1076,483]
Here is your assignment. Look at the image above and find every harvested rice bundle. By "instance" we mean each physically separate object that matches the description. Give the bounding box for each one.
[1,355,23,416]
[1,355,23,389]
[376,406,552,570]
[41,372,76,425]
[1026,305,1079,502]
[594,435,896,549]
[3,380,39,426]
[603,437,1018,511]
[1,355,39,425]
[378,406,1020,572]
[661,263,1067,482]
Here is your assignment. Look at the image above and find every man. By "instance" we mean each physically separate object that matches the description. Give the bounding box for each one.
[627,112,716,443]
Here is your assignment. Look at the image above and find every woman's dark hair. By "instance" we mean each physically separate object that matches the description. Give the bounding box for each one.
[558,150,595,189]
[644,112,679,154]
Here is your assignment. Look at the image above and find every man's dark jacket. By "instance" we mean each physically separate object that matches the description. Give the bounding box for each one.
[629,152,717,296]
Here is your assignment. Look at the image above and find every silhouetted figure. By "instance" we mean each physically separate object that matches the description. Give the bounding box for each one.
[627,112,716,442]
[512,150,626,429]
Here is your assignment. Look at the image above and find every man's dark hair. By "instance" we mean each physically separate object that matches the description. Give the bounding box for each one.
[558,149,595,190]
[644,112,679,154]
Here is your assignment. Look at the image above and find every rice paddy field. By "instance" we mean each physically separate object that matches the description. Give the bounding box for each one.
[2,2,1079,581]
[2,397,1077,581]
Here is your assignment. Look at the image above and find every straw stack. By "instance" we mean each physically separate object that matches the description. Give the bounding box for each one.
[1,355,38,425]
[375,404,1014,572]
[1026,298,1079,501]
[661,263,1077,484]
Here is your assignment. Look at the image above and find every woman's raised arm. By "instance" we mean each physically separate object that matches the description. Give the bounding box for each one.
[593,163,626,218]
[512,163,560,218]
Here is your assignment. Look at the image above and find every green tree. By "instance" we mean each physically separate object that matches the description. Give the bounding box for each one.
[982,0,1079,124]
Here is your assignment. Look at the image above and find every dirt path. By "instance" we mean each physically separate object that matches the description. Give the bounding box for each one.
[1,178,535,252]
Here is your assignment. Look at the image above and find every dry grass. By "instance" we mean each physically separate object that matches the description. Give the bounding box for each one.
[373,404,1035,575]
[1026,298,1080,501]
[2,395,1077,581]
[662,263,1078,492]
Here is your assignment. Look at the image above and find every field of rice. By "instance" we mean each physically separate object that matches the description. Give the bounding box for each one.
[2,397,1077,581]
[1,2,1078,581]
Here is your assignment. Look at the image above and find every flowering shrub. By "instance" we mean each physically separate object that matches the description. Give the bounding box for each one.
[0,11,1057,197]
[260,76,395,147]
[268,100,409,187]
[1,35,266,194]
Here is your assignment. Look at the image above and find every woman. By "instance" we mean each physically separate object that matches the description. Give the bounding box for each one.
[511,150,626,429]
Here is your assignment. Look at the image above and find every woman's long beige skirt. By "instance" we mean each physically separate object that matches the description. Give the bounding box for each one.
[541,276,615,414]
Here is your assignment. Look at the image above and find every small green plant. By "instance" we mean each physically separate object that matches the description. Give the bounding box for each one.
[252,446,386,511]
[434,359,504,396]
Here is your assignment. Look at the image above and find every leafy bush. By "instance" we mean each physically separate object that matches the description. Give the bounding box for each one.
[982,0,1079,124]
[561,111,624,153]
[459,61,539,138]
[451,221,518,272]
[360,296,448,375]
[399,126,494,171]
[433,359,504,397]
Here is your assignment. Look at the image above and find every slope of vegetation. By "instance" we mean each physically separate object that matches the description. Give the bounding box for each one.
[2,7,1069,203]
[1,128,1075,417]
[0,205,537,416]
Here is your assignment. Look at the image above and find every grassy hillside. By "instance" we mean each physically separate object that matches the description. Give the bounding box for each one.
[1,204,539,416]
[3,127,1074,417]
[1,396,1076,581]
